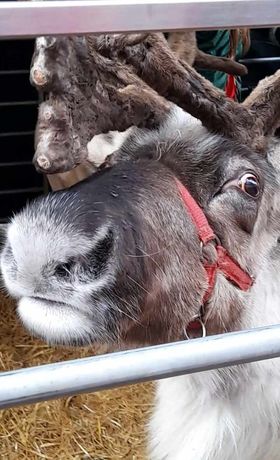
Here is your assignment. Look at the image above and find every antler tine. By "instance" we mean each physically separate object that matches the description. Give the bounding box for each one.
[194,50,248,77]
[243,70,280,138]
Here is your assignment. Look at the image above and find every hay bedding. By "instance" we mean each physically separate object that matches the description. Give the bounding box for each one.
[0,293,153,459]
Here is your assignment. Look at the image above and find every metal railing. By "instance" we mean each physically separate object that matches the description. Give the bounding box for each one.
[1,325,280,409]
[0,0,280,409]
[240,57,280,64]
[1,0,280,38]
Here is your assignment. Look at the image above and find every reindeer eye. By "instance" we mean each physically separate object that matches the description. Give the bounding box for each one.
[238,173,260,197]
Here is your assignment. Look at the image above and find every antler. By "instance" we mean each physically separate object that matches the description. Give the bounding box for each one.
[194,50,248,77]
[31,31,280,179]
[242,70,280,137]
[31,36,171,174]
[93,32,279,153]
[91,34,256,145]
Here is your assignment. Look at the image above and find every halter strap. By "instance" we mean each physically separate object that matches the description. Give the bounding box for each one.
[176,178,253,336]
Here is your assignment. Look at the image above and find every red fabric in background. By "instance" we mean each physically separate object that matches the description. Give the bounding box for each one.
[225,74,237,100]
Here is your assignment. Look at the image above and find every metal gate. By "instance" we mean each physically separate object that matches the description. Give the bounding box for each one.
[0,0,280,410]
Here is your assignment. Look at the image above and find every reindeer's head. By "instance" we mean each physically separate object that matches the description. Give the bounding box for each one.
[1,64,280,348]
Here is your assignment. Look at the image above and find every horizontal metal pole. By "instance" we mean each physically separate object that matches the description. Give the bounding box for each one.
[1,325,280,409]
[0,101,38,107]
[240,57,280,64]
[0,70,30,76]
[1,0,280,39]
[0,131,35,138]
[0,161,33,167]
[0,187,44,195]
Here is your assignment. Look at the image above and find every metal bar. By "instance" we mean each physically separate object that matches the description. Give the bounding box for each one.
[1,0,280,39]
[240,57,280,64]
[0,70,30,76]
[0,131,34,138]
[0,101,38,107]
[0,161,33,167]
[0,187,44,195]
[1,325,280,409]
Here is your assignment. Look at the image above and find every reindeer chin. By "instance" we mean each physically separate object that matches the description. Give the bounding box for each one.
[17,297,96,346]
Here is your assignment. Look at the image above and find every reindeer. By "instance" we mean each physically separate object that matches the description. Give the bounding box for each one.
[1,32,280,460]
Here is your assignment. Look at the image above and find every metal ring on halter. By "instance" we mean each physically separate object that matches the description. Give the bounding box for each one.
[200,235,221,251]
[183,318,207,340]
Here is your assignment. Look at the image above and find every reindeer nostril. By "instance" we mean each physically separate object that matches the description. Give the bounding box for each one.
[55,261,74,278]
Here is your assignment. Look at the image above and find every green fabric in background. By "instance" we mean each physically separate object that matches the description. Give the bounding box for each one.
[196,30,243,100]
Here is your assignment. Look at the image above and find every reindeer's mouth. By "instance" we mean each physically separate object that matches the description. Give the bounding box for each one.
[17,296,94,345]
[31,296,69,308]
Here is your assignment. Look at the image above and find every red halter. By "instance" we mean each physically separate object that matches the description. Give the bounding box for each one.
[176,179,253,336]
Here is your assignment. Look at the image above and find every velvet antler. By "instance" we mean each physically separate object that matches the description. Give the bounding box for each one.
[92,33,279,153]
[31,36,170,175]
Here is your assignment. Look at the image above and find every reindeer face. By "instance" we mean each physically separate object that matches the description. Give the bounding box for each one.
[185,142,272,266]
[0,124,276,347]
